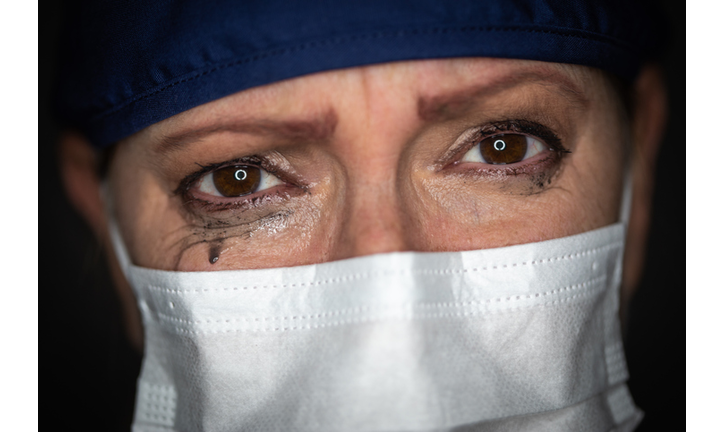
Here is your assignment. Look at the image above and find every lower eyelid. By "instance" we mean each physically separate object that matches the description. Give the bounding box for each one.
[183,184,301,216]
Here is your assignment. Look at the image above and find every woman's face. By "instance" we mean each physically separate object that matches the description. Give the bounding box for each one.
[108,58,628,271]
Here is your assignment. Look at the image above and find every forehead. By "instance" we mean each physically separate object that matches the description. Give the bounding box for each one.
[148,58,606,140]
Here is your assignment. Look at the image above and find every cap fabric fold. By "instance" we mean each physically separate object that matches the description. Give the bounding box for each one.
[54,0,665,148]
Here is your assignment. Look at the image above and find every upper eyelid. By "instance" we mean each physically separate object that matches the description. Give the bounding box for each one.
[475,121,563,149]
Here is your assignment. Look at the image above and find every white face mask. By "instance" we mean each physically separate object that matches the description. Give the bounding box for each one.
[110,180,640,432]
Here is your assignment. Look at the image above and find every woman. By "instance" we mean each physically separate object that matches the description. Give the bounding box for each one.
[53,0,668,430]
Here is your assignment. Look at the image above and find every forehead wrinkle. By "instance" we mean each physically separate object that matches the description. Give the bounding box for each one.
[417,69,589,122]
[154,108,338,155]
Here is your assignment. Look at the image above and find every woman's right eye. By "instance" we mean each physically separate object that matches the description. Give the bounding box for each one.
[197,165,284,197]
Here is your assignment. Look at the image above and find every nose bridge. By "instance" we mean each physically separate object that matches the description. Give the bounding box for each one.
[326,65,419,261]
[335,168,407,260]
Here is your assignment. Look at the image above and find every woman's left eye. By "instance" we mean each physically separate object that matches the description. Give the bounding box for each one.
[461,134,548,165]
[197,165,284,197]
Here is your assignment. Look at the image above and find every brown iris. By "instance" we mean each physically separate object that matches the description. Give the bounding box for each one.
[212,165,262,197]
[479,134,528,165]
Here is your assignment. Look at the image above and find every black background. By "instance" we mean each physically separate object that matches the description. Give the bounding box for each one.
[40,2,684,430]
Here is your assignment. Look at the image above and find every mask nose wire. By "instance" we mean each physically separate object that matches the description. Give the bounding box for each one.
[101,181,133,274]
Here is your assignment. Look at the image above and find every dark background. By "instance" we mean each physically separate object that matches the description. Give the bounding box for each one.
[40,2,684,430]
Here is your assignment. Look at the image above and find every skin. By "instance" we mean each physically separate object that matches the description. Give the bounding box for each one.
[59,58,666,349]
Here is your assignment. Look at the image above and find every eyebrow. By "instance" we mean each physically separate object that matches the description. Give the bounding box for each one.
[155,108,338,155]
[156,68,586,154]
[417,69,589,122]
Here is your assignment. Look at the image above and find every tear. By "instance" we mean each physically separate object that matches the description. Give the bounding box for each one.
[209,241,222,264]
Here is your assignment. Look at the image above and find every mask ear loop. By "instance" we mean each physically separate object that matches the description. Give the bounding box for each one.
[619,167,633,230]
[617,166,635,336]
[100,181,133,275]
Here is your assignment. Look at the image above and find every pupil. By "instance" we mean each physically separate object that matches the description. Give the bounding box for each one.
[212,165,262,197]
[493,140,506,151]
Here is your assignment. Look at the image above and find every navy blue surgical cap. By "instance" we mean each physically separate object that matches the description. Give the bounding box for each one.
[54,0,666,149]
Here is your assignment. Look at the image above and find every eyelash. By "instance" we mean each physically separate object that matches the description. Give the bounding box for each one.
[176,119,569,212]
